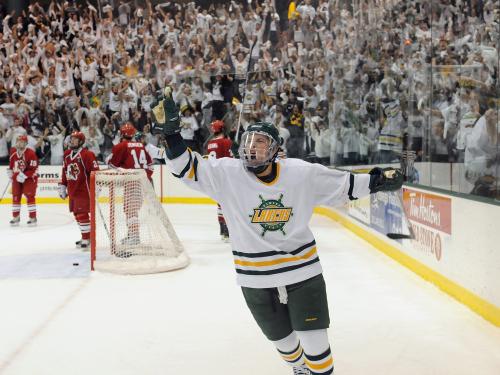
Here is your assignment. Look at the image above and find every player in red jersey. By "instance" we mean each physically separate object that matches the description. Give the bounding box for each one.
[108,123,154,180]
[206,120,232,241]
[206,120,232,159]
[7,135,39,226]
[108,123,154,244]
[59,131,100,249]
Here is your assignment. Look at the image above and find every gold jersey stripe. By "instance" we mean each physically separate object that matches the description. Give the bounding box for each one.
[234,247,317,268]
[379,135,402,144]
[187,163,195,179]
[305,356,334,371]
[281,348,303,361]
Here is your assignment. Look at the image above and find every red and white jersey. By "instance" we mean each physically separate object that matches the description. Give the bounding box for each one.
[61,148,99,199]
[206,136,232,159]
[9,147,38,180]
[108,140,154,180]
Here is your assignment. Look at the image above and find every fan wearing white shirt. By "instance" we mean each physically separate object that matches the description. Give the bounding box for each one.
[0,129,8,163]
[44,125,66,165]
[79,57,99,84]
[465,109,500,198]
[179,104,199,152]
[5,116,27,145]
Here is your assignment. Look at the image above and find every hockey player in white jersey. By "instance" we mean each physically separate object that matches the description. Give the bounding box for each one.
[151,88,404,375]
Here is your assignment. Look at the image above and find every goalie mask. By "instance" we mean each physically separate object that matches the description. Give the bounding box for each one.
[238,122,281,174]
[69,131,86,150]
[120,122,137,139]
[16,135,28,151]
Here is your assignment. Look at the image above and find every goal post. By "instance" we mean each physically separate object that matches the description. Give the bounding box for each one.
[90,168,189,274]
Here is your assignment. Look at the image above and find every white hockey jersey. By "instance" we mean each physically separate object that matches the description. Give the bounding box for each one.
[165,150,372,288]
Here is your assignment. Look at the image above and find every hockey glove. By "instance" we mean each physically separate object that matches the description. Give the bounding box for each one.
[6,169,13,181]
[369,167,404,193]
[150,86,181,136]
[58,184,68,199]
[16,172,27,183]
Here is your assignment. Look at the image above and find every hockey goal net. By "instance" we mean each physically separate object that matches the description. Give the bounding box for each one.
[90,168,189,274]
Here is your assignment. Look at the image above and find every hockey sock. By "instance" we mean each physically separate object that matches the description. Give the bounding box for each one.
[12,194,21,217]
[75,213,90,240]
[273,331,305,367]
[12,206,20,217]
[296,329,334,374]
[27,196,36,218]
[221,222,229,237]
[217,204,224,234]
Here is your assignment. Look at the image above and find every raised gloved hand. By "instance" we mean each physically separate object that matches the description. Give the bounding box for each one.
[150,86,181,136]
[6,169,13,181]
[58,184,68,199]
[16,172,27,183]
[369,167,404,193]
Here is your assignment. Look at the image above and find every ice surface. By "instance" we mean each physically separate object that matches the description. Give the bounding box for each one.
[0,204,499,375]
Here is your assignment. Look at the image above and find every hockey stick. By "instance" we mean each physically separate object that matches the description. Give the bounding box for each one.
[386,153,416,240]
[95,185,112,242]
[386,190,415,240]
[0,180,11,204]
[234,38,258,142]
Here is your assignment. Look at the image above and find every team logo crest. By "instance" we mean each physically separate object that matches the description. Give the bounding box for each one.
[67,162,80,181]
[249,194,293,237]
[14,160,26,173]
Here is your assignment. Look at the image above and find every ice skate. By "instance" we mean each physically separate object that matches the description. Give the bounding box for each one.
[77,239,90,250]
[292,364,311,375]
[26,218,37,226]
[10,217,20,226]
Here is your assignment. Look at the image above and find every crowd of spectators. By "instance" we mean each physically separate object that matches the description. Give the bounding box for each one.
[0,0,498,197]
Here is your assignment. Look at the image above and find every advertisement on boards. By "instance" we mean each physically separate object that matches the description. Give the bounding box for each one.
[370,191,404,238]
[402,188,452,261]
[347,196,371,226]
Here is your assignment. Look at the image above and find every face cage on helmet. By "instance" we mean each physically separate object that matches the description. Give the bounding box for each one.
[16,139,27,150]
[238,131,279,170]
[69,136,84,149]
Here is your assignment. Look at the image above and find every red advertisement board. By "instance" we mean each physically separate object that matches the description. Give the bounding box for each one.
[403,188,452,261]
[403,188,452,234]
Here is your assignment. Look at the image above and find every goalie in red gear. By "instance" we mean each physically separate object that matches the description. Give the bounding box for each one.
[60,131,100,249]
[206,120,232,241]
[107,123,154,246]
[7,135,39,226]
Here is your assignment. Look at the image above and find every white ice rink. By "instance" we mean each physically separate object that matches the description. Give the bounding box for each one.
[0,204,499,375]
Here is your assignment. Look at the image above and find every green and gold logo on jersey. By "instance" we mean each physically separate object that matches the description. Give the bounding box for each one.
[250,194,293,237]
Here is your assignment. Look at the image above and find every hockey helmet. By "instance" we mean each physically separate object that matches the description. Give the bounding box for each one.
[238,122,282,174]
[15,134,28,150]
[134,131,146,143]
[210,120,224,134]
[69,131,86,149]
[120,122,137,139]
